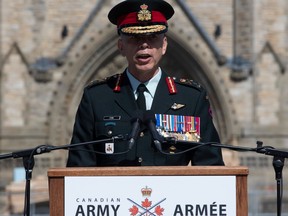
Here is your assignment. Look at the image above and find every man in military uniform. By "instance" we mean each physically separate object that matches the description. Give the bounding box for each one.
[66,0,224,167]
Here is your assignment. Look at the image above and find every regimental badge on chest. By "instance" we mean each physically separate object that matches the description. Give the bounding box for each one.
[105,143,114,154]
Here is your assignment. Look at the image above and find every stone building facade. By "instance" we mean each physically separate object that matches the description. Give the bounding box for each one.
[0,0,288,214]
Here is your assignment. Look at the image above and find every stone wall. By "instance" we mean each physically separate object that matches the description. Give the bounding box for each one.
[0,0,288,214]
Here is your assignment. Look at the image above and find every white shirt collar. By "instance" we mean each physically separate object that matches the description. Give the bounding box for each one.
[126,68,162,98]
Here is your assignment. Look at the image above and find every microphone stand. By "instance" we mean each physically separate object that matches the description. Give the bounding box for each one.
[0,135,125,216]
[255,141,286,216]
[162,139,287,216]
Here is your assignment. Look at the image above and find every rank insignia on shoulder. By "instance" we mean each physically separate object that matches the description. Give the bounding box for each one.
[86,78,106,88]
[155,114,201,142]
[171,103,185,110]
[175,78,202,90]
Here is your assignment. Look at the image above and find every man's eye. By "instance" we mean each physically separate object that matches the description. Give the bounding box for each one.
[128,35,140,41]
[127,34,159,42]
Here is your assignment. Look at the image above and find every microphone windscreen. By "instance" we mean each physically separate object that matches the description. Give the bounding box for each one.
[131,110,144,123]
[143,110,156,123]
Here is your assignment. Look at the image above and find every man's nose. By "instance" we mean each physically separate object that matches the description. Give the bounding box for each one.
[139,42,149,49]
[138,38,150,49]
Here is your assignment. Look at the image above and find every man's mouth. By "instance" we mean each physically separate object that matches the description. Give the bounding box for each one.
[136,54,151,60]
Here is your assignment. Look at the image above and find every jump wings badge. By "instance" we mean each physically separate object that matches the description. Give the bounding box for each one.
[138,4,152,22]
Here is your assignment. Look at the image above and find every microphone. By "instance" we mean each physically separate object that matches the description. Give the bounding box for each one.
[128,110,144,150]
[143,110,164,152]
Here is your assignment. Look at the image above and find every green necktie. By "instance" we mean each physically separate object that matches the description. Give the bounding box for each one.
[136,83,147,110]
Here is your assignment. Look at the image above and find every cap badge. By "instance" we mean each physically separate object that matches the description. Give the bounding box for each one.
[138,4,152,22]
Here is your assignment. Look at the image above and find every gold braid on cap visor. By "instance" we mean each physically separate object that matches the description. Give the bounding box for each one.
[120,25,167,34]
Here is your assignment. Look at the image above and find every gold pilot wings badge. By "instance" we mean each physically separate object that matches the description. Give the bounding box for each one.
[171,103,185,110]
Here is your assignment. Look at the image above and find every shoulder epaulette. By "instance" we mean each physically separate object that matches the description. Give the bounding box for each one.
[174,77,203,90]
[85,79,106,88]
[85,74,120,89]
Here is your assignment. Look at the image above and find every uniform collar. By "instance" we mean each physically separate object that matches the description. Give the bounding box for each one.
[126,68,162,98]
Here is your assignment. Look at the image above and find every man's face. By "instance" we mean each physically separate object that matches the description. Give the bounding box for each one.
[118,33,168,76]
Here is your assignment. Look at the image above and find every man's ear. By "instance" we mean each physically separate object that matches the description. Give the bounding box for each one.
[162,36,168,55]
[118,38,125,56]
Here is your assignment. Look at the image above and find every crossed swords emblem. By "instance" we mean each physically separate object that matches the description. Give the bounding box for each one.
[127,198,166,216]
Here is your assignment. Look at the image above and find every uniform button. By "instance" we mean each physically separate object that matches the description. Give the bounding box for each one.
[139,132,144,137]
[138,157,143,163]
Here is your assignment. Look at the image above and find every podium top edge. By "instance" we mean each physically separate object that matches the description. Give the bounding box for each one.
[47,166,249,177]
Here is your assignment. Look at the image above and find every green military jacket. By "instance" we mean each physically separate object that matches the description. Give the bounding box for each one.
[66,71,224,167]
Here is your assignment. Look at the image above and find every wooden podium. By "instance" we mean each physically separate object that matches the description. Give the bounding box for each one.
[48,166,248,216]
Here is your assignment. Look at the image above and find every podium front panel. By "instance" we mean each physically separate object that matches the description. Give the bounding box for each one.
[65,175,235,215]
[48,166,248,216]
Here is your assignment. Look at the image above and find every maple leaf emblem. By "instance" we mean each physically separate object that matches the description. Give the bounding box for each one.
[155,205,164,216]
[129,205,139,216]
[142,198,152,208]
[127,186,166,215]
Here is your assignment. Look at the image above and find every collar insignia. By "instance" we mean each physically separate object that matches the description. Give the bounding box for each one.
[166,77,177,94]
[113,74,122,92]
[171,103,185,110]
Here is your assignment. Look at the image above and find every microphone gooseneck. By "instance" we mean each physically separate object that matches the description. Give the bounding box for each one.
[128,110,144,150]
[143,110,164,152]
